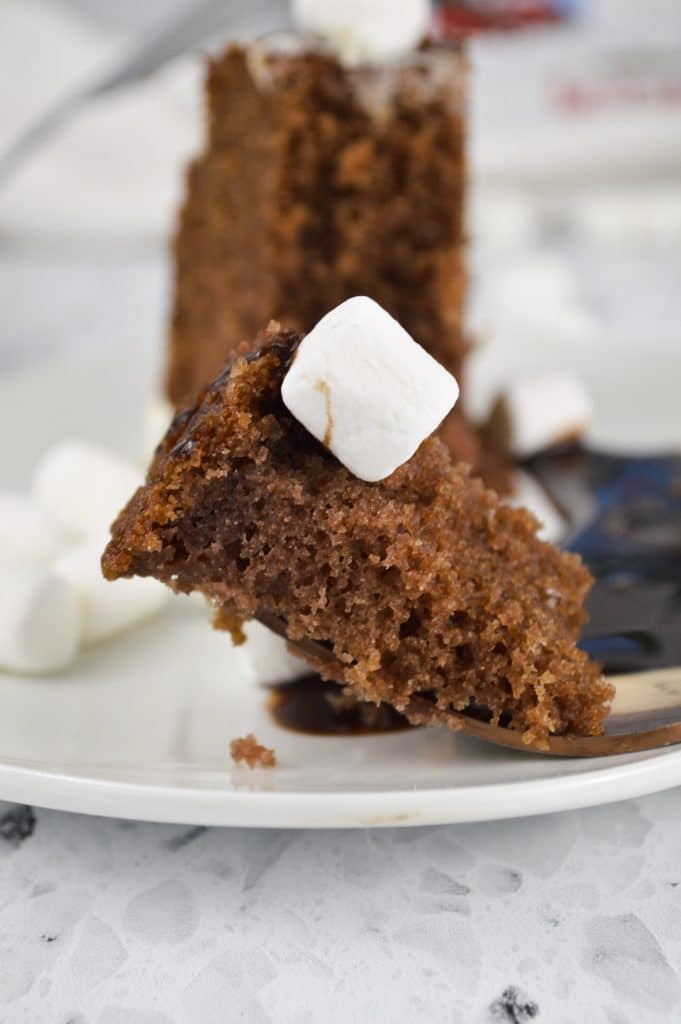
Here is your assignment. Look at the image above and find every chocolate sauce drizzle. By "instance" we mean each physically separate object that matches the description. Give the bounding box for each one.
[168,329,304,460]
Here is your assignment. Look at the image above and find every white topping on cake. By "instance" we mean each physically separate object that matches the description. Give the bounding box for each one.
[487,371,593,459]
[0,566,81,674]
[291,0,432,65]
[245,31,326,90]
[245,27,464,122]
[281,296,459,482]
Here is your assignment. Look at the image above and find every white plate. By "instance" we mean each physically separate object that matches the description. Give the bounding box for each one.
[0,339,680,828]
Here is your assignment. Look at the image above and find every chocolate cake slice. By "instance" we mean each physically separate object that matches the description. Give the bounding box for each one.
[103,326,612,745]
[168,37,467,409]
[163,35,508,485]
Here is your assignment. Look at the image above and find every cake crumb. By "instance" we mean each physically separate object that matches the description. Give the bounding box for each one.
[230,734,277,768]
[213,607,246,645]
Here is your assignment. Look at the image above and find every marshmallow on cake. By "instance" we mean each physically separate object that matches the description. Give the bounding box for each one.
[291,0,432,64]
[282,296,459,482]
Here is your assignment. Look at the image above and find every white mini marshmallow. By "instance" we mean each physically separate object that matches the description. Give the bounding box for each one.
[488,371,593,459]
[282,296,459,482]
[508,472,567,545]
[32,439,142,538]
[54,540,169,646]
[0,566,81,674]
[291,0,432,64]
[0,492,61,566]
[243,620,309,686]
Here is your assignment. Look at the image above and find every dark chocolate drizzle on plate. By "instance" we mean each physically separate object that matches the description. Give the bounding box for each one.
[268,674,411,736]
[526,445,681,675]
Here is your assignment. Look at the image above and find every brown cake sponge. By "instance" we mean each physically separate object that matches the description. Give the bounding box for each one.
[103,326,612,745]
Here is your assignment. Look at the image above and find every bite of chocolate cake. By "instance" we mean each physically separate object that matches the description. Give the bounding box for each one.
[103,301,611,746]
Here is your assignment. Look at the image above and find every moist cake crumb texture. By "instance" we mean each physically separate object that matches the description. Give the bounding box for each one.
[103,328,612,745]
[161,40,514,484]
[168,43,468,409]
[230,733,277,768]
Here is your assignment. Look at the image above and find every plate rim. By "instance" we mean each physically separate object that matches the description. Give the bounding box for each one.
[0,745,680,828]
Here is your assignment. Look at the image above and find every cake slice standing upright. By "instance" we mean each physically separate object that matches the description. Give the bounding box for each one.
[163,26,500,479]
[168,35,467,406]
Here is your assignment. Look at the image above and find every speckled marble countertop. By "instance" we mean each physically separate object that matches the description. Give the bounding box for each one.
[1,791,680,1023]
[2,237,681,1024]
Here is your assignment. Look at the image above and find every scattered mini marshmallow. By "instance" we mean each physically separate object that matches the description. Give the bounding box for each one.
[142,395,174,463]
[282,296,459,482]
[507,472,567,545]
[291,0,432,64]
[485,371,593,459]
[0,566,81,674]
[54,540,169,645]
[32,439,142,538]
[243,620,310,686]
[0,492,61,566]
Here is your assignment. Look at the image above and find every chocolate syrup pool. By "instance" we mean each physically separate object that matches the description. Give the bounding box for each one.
[270,446,681,735]
[268,675,410,736]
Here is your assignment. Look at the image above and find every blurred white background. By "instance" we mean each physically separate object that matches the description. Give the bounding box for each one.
[0,0,679,379]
